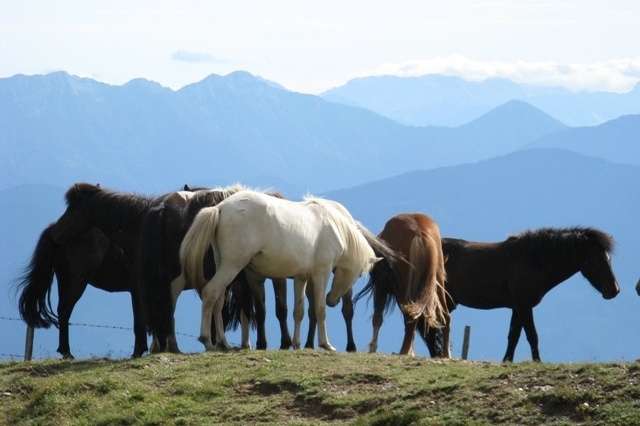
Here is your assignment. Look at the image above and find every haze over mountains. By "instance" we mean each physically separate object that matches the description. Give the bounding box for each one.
[321,74,640,127]
[1,71,638,363]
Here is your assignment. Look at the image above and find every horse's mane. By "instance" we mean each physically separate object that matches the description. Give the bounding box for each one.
[65,183,155,230]
[506,226,615,266]
[303,196,376,271]
[185,184,284,220]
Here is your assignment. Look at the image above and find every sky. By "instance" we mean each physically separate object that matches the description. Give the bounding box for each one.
[1,1,640,94]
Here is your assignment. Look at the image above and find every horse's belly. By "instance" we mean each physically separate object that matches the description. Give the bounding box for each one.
[248,251,310,278]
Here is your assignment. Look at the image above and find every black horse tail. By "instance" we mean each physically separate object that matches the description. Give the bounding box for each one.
[138,205,174,345]
[15,224,60,329]
[353,227,405,316]
[225,272,257,332]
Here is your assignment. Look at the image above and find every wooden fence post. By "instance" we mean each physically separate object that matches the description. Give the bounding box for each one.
[461,325,471,360]
[24,326,34,361]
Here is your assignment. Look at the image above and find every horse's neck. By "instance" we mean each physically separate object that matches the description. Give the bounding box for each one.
[539,260,582,294]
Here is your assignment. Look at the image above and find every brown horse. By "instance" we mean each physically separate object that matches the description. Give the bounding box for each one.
[419,227,619,362]
[355,213,447,356]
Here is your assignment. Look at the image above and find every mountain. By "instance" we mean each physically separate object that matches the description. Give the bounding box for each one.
[321,75,640,127]
[524,114,640,166]
[1,72,566,194]
[2,150,639,362]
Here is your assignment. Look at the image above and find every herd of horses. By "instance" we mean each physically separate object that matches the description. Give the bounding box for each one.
[14,182,622,362]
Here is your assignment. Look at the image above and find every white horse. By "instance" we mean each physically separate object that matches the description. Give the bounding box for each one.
[179,190,380,351]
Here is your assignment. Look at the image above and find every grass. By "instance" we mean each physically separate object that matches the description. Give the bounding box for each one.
[1,351,639,425]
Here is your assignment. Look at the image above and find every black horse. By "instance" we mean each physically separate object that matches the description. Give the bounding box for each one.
[636,278,640,296]
[419,226,619,362]
[15,225,143,359]
[139,186,292,353]
[44,183,245,354]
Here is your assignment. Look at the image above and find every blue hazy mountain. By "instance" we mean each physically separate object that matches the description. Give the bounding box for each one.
[524,114,640,166]
[321,74,640,127]
[1,71,638,362]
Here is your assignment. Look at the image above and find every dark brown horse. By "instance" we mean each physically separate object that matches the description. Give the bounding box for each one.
[419,226,620,362]
[15,225,143,359]
[46,183,239,353]
[354,213,447,356]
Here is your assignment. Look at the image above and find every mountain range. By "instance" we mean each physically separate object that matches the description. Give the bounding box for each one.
[1,71,639,362]
[321,74,640,127]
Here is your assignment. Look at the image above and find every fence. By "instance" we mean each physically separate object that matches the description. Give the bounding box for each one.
[2,316,473,361]
[0,316,198,361]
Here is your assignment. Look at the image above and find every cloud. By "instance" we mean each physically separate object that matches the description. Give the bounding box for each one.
[366,55,640,93]
[171,50,227,64]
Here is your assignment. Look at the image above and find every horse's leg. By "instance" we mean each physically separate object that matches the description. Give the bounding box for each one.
[368,281,386,353]
[272,278,292,350]
[399,311,417,356]
[518,307,541,362]
[240,309,251,350]
[442,311,452,358]
[130,289,148,358]
[503,309,523,362]
[304,282,316,349]
[341,289,357,352]
[247,273,267,350]
[163,273,187,354]
[312,269,336,351]
[292,278,307,350]
[200,267,240,351]
[56,274,88,360]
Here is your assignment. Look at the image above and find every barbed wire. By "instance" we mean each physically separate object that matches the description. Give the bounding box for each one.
[0,316,197,338]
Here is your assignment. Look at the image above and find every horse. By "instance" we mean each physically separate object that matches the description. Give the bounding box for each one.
[140,185,292,353]
[353,213,448,356]
[419,226,619,362]
[46,182,243,354]
[14,225,144,359]
[636,278,640,296]
[179,190,380,352]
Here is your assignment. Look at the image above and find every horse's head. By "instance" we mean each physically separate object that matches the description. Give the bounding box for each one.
[49,183,101,244]
[326,257,381,307]
[579,231,619,300]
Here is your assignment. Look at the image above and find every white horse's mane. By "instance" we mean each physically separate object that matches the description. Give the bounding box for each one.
[302,196,376,272]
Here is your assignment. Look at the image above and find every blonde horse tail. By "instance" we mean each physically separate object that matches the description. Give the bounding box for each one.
[180,206,220,288]
[402,231,446,328]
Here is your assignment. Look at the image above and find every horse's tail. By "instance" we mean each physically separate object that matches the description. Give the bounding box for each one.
[138,205,175,341]
[180,206,220,289]
[15,225,60,329]
[402,231,447,328]
[226,274,256,331]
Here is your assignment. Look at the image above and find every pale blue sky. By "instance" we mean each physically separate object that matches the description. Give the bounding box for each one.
[1,1,639,93]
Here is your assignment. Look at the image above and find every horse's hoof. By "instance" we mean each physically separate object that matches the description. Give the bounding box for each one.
[319,343,337,352]
[346,343,357,353]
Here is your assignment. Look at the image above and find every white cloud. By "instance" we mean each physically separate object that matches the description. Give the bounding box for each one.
[171,50,227,64]
[366,55,640,93]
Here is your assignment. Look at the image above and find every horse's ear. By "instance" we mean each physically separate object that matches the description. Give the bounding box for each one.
[371,256,383,264]
[183,184,191,191]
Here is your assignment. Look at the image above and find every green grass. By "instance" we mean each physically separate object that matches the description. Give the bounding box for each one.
[1,351,639,425]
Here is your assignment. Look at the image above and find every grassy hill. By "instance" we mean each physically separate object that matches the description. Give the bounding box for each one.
[1,351,639,425]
